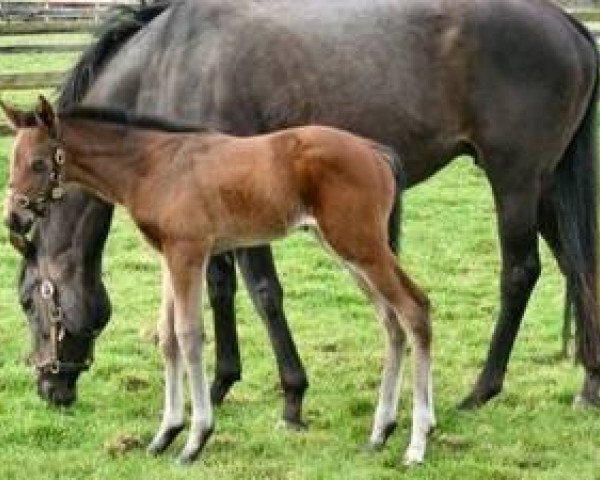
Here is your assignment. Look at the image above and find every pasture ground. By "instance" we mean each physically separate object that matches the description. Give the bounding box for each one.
[0,36,600,480]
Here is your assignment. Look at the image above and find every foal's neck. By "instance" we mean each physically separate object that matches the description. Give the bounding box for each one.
[60,119,158,206]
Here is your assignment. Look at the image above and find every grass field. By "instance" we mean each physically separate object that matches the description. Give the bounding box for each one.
[1,34,600,480]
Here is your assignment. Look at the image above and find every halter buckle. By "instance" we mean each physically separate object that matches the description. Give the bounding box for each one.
[40,279,55,300]
[51,187,64,200]
[54,148,66,165]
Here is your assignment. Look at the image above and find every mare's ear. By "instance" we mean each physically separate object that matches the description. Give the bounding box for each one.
[34,95,59,139]
[0,99,36,131]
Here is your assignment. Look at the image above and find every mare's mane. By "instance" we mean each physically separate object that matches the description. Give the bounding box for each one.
[61,106,214,134]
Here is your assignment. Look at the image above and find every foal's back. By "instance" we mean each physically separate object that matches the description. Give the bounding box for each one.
[135,126,396,254]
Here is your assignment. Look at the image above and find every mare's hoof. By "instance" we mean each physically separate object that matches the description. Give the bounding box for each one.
[276,417,308,431]
[210,377,238,406]
[457,394,482,410]
[147,424,185,456]
[458,386,500,410]
[573,393,600,409]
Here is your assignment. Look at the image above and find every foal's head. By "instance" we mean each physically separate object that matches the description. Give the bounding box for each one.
[2,96,107,406]
[2,96,64,235]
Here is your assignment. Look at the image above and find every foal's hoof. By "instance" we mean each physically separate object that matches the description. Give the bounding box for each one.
[175,427,214,465]
[147,424,185,456]
[403,445,425,466]
[364,421,397,452]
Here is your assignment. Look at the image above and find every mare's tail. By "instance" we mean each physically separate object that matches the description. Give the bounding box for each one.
[372,144,406,255]
[551,14,600,372]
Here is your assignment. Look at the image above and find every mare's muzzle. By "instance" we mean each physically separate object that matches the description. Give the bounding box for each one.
[4,210,33,235]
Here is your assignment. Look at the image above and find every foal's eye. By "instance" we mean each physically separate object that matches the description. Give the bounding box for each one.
[31,159,47,173]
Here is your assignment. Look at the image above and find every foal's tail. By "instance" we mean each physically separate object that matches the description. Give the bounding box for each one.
[371,143,406,255]
[551,17,600,373]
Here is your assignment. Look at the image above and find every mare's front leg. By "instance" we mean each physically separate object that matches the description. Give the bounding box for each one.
[206,253,241,404]
[148,262,185,455]
[236,246,309,429]
[460,186,541,409]
[166,244,214,464]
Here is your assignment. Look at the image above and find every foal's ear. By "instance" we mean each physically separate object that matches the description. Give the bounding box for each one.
[0,99,36,131]
[34,95,59,138]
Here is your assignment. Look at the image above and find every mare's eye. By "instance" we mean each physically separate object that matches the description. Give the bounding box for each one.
[31,159,46,173]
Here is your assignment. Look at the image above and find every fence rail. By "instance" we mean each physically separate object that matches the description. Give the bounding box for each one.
[0,0,138,134]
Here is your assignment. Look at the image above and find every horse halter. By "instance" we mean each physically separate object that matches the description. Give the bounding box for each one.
[13,146,96,375]
[10,146,66,216]
[34,277,97,375]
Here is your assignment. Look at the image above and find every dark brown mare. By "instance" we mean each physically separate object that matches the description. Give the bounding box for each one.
[6,0,600,419]
[2,97,434,464]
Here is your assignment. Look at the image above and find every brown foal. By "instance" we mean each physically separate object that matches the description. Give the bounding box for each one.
[2,96,434,465]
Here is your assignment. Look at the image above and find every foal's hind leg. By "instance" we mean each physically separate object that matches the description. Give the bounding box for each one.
[148,262,185,455]
[367,303,407,450]
[319,217,433,463]
[344,268,407,449]
[358,259,434,465]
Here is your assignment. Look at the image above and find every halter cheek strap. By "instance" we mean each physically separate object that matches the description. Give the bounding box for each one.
[49,147,66,201]
[11,146,67,215]
[35,277,97,375]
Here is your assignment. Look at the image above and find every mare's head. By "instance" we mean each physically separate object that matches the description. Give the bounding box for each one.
[2,96,112,406]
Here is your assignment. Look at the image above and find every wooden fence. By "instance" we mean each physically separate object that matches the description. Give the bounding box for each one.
[1,2,600,136]
[1,0,139,134]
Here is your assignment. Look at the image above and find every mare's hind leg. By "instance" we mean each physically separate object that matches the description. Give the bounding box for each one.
[460,184,541,409]
[206,253,242,405]
[236,246,308,428]
[148,262,185,455]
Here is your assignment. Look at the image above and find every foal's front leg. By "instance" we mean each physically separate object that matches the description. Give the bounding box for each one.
[148,263,185,455]
[168,246,214,464]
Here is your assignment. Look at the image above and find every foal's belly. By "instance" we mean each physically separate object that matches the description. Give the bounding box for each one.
[210,211,314,255]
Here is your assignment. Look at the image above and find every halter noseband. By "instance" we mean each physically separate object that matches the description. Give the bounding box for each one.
[34,278,97,375]
[11,147,66,216]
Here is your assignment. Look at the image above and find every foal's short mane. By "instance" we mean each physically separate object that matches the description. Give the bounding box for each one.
[61,106,214,134]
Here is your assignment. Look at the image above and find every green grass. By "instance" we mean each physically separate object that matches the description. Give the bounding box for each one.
[1,128,599,479]
[0,52,81,73]
[0,33,92,46]
[1,32,600,472]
